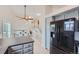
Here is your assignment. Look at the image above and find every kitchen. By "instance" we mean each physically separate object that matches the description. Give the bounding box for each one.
[0,5,79,54]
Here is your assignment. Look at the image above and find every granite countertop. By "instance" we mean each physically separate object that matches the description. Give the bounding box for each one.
[0,37,34,54]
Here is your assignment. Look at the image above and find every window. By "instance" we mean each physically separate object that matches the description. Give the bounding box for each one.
[3,23,11,38]
[64,20,74,31]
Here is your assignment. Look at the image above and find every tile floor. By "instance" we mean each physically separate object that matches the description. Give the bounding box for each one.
[32,34,49,54]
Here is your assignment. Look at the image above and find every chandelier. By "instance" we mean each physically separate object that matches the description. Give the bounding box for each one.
[16,5,33,20]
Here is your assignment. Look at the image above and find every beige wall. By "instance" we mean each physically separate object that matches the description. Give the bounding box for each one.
[0,6,45,48]
[0,6,14,37]
[8,5,45,31]
[45,5,53,15]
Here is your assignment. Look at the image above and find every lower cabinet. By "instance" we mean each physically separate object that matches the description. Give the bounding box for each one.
[23,47,33,54]
[8,50,23,54]
[7,42,33,54]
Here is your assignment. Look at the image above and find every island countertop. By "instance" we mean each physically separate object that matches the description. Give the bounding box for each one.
[0,37,34,54]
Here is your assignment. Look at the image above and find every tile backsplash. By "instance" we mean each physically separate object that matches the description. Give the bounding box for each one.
[14,30,29,37]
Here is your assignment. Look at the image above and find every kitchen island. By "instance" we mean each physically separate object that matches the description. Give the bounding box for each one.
[0,37,34,54]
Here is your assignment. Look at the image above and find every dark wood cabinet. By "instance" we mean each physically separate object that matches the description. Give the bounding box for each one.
[5,42,33,54]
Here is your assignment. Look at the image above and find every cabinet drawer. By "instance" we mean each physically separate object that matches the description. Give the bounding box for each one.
[23,47,32,53]
[9,50,23,54]
[9,45,23,51]
[24,43,32,48]
[24,51,33,54]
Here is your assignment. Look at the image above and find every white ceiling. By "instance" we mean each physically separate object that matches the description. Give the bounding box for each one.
[0,5,69,19]
[8,5,45,19]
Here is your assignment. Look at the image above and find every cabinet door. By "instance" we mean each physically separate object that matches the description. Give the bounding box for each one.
[25,51,33,54]
[9,45,23,51]
[23,47,33,53]
[9,50,23,54]
[24,43,32,48]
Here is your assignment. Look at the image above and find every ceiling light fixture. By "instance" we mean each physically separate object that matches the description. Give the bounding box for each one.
[16,5,33,20]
